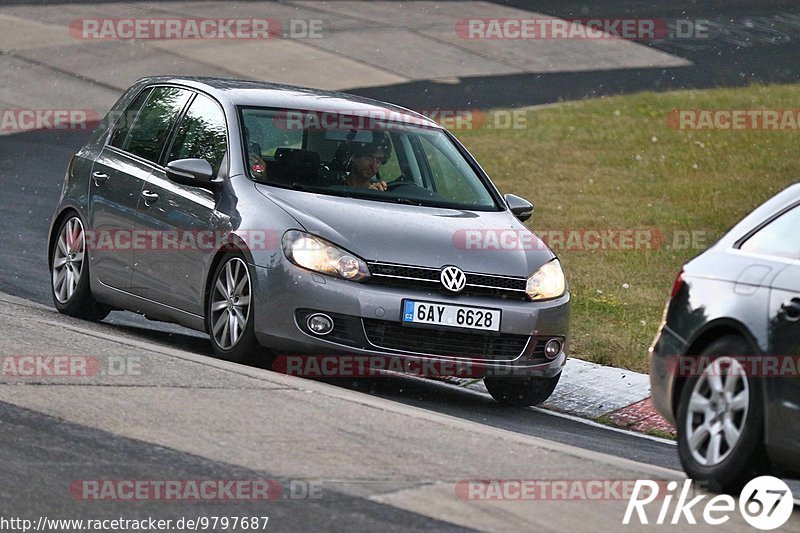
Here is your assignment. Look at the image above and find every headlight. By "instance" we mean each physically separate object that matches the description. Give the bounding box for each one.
[282,230,370,281]
[526,259,566,300]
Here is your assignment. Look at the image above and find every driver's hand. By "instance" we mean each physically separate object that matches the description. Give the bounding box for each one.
[369,180,388,191]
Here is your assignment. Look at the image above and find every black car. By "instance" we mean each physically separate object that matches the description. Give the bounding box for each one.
[650,182,800,492]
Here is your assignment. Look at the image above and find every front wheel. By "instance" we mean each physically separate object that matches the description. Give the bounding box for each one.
[206,253,261,363]
[50,214,110,320]
[485,373,561,406]
[676,335,768,493]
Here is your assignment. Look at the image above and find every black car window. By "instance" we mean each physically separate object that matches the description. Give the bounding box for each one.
[740,205,800,260]
[116,87,192,163]
[109,88,151,149]
[167,93,228,176]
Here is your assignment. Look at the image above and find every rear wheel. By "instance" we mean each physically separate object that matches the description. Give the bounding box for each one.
[485,374,561,406]
[207,253,261,363]
[676,335,768,493]
[50,214,110,320]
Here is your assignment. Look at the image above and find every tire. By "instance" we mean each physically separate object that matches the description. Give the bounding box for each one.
[676,335,768,493]
[50,214,110,321]
[485,373,561,406]
[206,253,262,363]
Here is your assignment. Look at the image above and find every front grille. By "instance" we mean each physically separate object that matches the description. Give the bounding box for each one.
[370,263,440,281]
[367,262,528,300]
[362,319,529,359]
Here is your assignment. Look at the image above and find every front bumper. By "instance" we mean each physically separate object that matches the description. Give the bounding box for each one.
[251,262,570,377]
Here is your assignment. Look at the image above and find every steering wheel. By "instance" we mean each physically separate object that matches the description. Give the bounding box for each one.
[385,178,420,192]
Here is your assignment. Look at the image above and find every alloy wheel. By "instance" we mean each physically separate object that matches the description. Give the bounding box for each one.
[685,356,749,466]
[210,257,252,350]
[52,217,85,304]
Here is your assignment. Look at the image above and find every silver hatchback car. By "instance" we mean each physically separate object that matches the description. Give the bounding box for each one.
[49,77,570,405]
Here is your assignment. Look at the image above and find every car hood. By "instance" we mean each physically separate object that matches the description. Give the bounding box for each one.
[255,185,555,277]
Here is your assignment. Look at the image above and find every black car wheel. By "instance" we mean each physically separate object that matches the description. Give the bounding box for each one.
[676,335,768,493]
[484,374,560,406]
[50,214,110,321]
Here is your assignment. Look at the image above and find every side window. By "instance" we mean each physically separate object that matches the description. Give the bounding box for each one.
[167,94,228,176]
[116,87,192,163]
[110,88,151,149]
[740,205,800,260]
[242,109,303,158]
[377,133,401,181]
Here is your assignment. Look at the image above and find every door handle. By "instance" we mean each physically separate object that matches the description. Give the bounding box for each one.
[780,298,800,322]
[141,190,159,204]
[92,171,108,184]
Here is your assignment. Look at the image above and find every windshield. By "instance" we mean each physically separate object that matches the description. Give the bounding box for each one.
[239,107,500,210]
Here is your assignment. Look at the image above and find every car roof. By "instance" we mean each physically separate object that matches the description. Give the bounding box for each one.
[135,76,441,129]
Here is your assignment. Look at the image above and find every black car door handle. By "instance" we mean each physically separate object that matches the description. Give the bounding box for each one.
[141,190,159,203]
[92,171,108,184]
[780,298,800,322]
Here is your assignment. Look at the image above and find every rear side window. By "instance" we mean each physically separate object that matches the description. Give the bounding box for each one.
[111,87,192,163]
[740,205,800,260]
[167,94,228,176]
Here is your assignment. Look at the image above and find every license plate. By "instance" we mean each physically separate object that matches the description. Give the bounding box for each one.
[401,299,501,332]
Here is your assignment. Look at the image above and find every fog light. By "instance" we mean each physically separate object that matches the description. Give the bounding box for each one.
[307,313,334,335]
[544,338,562,359]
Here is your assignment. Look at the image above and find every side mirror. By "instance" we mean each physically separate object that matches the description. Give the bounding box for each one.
[166,158,220,190]
[504,193,534,222]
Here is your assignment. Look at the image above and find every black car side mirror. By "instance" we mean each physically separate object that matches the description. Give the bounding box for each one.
[166,158,221,191]
[504,193,534,222]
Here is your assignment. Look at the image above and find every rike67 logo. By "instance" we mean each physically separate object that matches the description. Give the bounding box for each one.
[624,476,794,530]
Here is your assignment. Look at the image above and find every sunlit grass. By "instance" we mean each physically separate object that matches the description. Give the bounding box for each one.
[453,84,800,372]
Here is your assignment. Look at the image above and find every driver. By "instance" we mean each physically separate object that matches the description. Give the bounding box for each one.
[343,133,392,191]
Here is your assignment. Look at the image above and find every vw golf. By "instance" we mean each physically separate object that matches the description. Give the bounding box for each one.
[49,77,570,405]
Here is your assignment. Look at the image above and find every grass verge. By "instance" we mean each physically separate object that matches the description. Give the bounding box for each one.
[453,84,800,372]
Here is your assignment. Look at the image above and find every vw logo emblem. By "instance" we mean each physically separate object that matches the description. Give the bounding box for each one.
[440,265,467,293]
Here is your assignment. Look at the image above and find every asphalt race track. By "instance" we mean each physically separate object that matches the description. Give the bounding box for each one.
[1,0,799,530]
